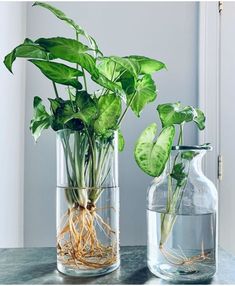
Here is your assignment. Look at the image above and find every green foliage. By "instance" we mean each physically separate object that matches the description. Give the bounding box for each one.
[181,150,199,160]
[4,38,50,73]
[118,130,125,152]
[36,37,99,77]
[157,102,206,131]
[134,123,175,177]
[30,96,51,141]
[170,162,187,187]
[127,74,157,117]
[29,60,83,89]
[4,2,166,146]
[94,94,121,136]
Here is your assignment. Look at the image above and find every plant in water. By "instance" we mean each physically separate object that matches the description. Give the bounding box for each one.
[4,2,166,272]
[134,101,208,269]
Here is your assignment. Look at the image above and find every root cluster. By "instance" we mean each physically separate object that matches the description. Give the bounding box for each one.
[57,205,117,270]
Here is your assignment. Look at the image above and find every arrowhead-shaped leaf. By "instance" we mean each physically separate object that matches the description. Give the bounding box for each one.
[127,74,157,117]
[157,102,197,127]
[29,59,83,89]
[94,94,121,135]
[134,123,175,177]
[30,96,51,141]
[36,37,99,77]
[128,55,166,74]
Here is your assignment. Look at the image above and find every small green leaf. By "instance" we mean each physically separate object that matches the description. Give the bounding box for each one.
[128,74,157,117]
[134,123,175,177]
[118,130,125,152]
[181,151,199,161]
[170,162,187,187]
[30,96,51,141]
[36,37,99,77]
[193,108,205,130]
[33,2,102,56]
[29,59,83,89]
[4,38,50,73]
[157,102,196,127]
[94,94,122,135]
[128,55,166,74]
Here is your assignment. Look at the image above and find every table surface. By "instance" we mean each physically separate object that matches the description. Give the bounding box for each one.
[0,246,234,284]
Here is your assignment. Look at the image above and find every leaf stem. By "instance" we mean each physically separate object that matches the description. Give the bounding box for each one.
[82,67,88,92]
[118,91,136,126]
[52,81,59,98]
[177,123,184,145]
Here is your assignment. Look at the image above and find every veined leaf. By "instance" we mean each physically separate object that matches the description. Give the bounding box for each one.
[4,38,50,73]
[30,96,51,141]
[193,108,205,130]
[127,74,157,117]
[134,123,175,177]
[36,37,99,78]
[128,55,166,74]
[29,59,83,89]
[157,102,197,127]
[109,56,141,78]
[97,57,120,80]
[75,91,98,124]
[33,2,102,56]
[92,73,123,94]
[94,94,121,135]
[118,129,125,152]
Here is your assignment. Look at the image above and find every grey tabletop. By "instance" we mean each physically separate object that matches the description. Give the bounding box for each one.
[0,246,234,284]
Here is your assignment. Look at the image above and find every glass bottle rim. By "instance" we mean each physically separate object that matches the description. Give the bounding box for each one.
[172,145,212,151]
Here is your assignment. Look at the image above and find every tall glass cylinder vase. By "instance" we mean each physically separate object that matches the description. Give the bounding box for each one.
[147,146,218,283]
[56,129,119,277]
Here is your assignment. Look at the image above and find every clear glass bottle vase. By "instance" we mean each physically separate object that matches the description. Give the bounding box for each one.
[56,129,119,277]
[147,146,218,283]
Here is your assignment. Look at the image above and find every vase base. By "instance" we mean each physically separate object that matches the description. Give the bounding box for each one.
[57,261,120,277]
[148,262,216,283]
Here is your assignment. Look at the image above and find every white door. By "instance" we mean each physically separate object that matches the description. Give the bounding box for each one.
[219,1,235,255]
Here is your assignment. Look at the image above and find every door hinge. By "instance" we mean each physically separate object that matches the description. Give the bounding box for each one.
[218,1,223,14]
[218,155,223,181]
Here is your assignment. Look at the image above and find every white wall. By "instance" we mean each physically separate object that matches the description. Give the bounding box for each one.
[0,2,26,247]
[24,2,199,246]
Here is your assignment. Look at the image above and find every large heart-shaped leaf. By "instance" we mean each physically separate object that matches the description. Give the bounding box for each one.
[4,38,50,73]
[128,55,166,74]
[108,56,141,78]
[92,73,123,95]
[134,123,175,177]
[127,74,157,117]
[36,37,99,78]
[157,102,197,127]
[29,59,83,89]
[33,2,102,56]
[30,96,51,141]
[97,57,121,80]
[94,94,121,135]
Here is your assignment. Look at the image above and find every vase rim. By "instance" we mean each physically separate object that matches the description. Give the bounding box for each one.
[172,145,212,151]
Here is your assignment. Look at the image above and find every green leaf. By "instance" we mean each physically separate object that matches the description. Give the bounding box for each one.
[30,96,51,141]
[127,74,157,117]
[97,57,120,80]
[92,73,123,94]
[118,130,125,152]
[109,56,141,78]
[33,2,102,56]
[36,37,99,77]
[128,55,166,74]
[181,151,199,161]
[29,59,83,89]
[4,38,50,73]
[94,94,122,135]
[157,102,196,127]
[134,123,175,177]
[75,91,98,124]
[170,162,187,187]
[193,108,205,130]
